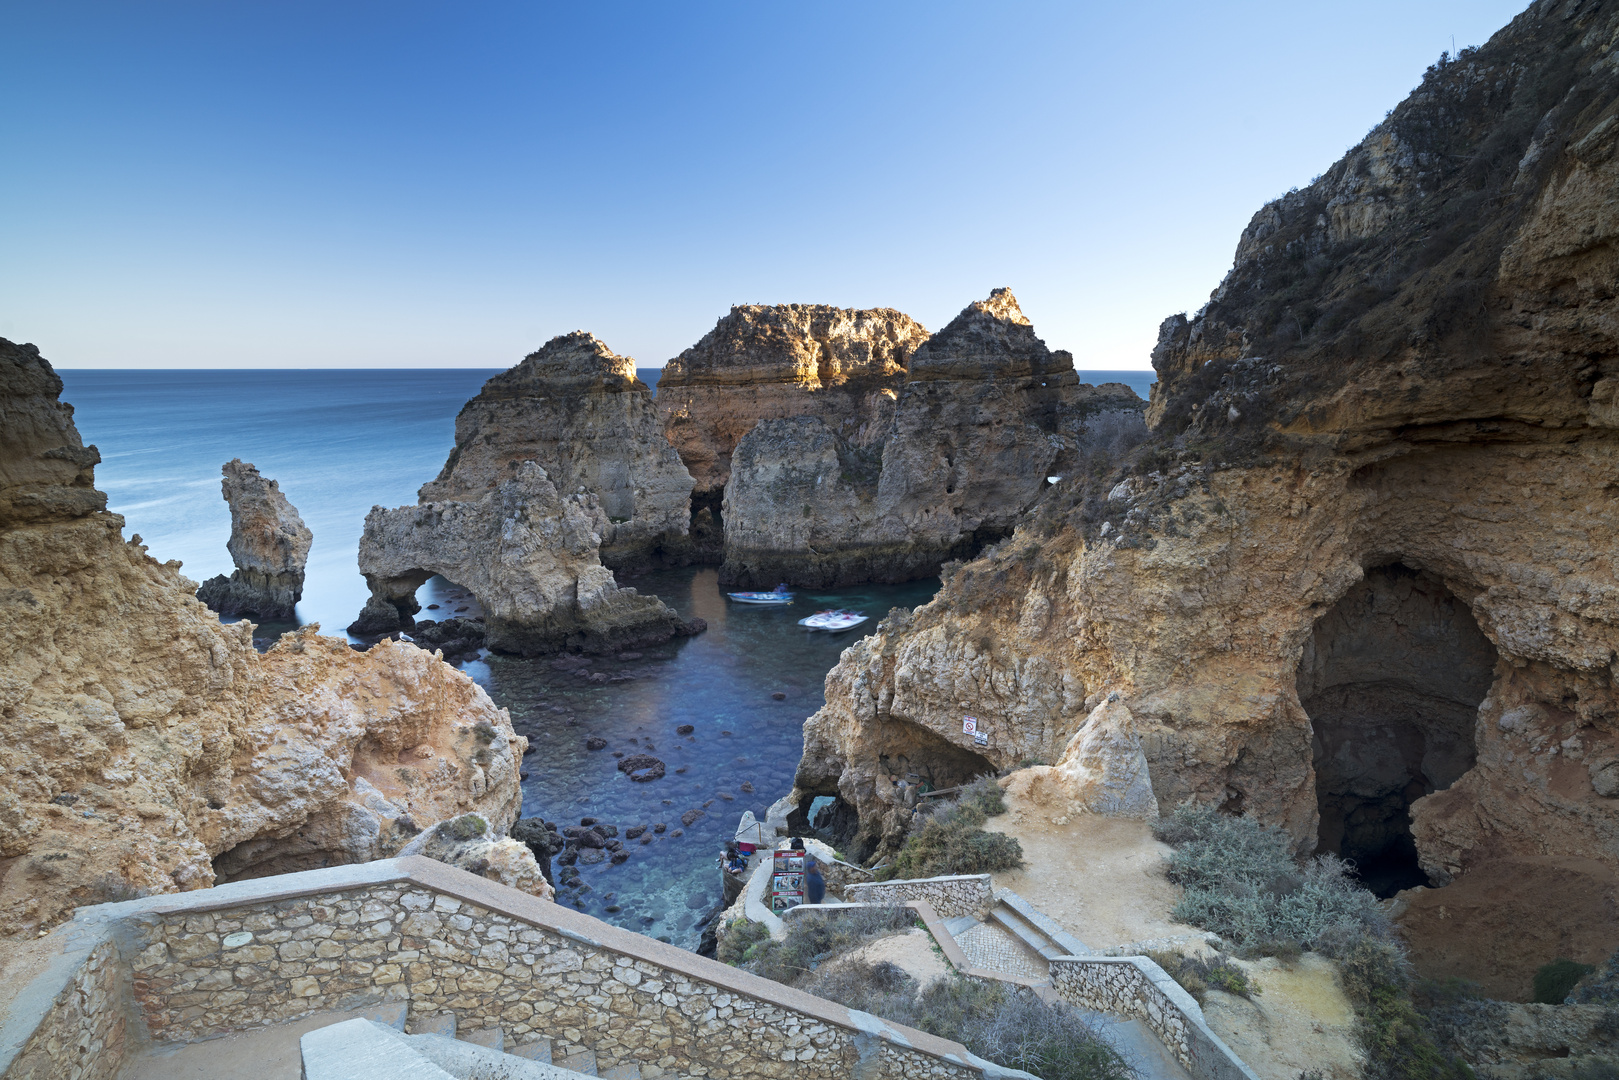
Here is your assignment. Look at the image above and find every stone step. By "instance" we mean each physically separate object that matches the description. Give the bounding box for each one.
[988,902,1066,961]
[301,1018,600,1080]
[510,1036,553,1064]
[941,914,979,938]
[459,1025,505,1053]
[555,1046,598,1076]
[994,888,1090,956]
[411,1012,459,1038]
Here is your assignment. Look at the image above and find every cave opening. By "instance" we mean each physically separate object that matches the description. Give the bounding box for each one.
[1296,564,1496,898]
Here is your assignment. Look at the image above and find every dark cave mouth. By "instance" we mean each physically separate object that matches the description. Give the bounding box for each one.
[1297,564,1497,898]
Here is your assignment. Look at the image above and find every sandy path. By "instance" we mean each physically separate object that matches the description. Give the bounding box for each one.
[983,794,1200,950]
[836,927,951,987]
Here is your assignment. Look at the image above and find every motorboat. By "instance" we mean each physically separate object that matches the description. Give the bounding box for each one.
[727,584,794,605]
[797,609,869,632]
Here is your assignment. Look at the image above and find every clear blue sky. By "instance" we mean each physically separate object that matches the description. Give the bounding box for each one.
[2,1,1528,370]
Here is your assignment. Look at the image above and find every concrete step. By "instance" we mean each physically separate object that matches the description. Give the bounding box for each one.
[301,1018,600,1080]
[411,1012,459,1038]
[459,1025,505,1053]
[510,1036,553,1064]
[988,903,1066,961]
[994,888,1090,956]
[554,1047,597,1076]
[941,914,979,938]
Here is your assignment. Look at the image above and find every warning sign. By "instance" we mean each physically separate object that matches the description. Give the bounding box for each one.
[962,716,977,735]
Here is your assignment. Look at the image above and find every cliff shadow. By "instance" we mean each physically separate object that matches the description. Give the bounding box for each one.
[1296,563,1496,897]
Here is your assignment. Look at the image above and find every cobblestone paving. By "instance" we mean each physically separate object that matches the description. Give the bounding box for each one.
[953,921,1047,980]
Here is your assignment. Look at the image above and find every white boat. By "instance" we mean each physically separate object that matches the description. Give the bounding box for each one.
[797,609,869,632]
[727,584,794,605]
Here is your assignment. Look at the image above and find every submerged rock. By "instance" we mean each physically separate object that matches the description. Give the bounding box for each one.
[0,341,532,937]
[195,459,312,619]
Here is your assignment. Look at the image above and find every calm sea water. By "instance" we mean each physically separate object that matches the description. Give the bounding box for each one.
[57,366,1149,947]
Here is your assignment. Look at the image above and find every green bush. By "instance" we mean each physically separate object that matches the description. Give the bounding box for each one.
[1535,958,1597,1005]
[803,960,1135,1080]
[1154,803,1387,951]
[1155,803,1471,1080]
[734,906,915,985]
[715,917,770,966]
[886,776,1022,880]
[1147,950,1259,1003]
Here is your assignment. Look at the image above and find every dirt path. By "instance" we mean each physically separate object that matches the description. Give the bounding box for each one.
[983,793,1199,950]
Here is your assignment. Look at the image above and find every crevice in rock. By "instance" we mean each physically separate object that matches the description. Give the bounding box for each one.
[1297,563,1496,897]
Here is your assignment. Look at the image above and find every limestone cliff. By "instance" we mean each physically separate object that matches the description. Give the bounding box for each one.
[656,304,929,501]
[0,339,545,937]
[195,459,312,619]
[354,461,696,655]
[421,332,694,571]
[720,290,1146,587]
[796,0,1619,930]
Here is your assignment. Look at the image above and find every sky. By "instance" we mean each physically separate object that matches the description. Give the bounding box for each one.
[2,1,1529,371]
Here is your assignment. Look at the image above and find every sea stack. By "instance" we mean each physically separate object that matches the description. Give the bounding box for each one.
[195,459,312,620]
[656,304,930,503]
[718,289,1145,587]
[353,333,703,654]
[421,331,694,571]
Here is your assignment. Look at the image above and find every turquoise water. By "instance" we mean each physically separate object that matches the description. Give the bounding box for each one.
[54,369,946,948]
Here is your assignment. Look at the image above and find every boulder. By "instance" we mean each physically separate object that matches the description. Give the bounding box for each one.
[195,459,312,619]
[398,813,554,902]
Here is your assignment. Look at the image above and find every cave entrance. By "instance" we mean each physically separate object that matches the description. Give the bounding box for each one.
[1297,564,1496,898]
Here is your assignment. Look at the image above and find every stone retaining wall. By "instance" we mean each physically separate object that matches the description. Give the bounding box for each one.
[2,858,1034,1080]
[1049,957,1259,1080]
[844,875,992,919]
[2,935,125,1080]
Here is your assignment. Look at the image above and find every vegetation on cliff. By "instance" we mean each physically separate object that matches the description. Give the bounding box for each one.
[882,775,1024,880]
[723,905,1133,1080]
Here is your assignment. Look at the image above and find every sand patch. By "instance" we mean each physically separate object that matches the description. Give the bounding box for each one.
[983,786,1197,950]
[833,927,950,988]
[1199,954,1364,1080]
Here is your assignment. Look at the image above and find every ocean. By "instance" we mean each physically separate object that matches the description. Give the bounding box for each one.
[56,366,1153,947]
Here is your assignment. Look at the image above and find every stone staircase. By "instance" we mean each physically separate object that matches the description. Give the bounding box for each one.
[299,1012,645,1079]
[944,889,1092,984]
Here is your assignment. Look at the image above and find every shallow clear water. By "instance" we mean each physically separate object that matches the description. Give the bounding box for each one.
[52,366,1137,948]
[467,567,939,946]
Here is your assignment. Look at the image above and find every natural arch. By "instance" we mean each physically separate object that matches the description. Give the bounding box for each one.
[1296,564,1497,897]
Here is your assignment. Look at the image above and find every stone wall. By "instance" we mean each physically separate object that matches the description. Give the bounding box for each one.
[844,874,993,920]
[1048,957,1258,1080]
[2,935,125,1080]
[3,858,1033,1080]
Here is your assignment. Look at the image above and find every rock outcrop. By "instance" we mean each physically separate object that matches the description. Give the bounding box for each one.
[354,461,697,654]
[656,304,930,501]
[395,812,554,902]
[720,290,1146,587]
[795,0,1619,936]
[0,339,540,937]
[353,333,702,654]
[421,332,694,571]
[195,459,312,619]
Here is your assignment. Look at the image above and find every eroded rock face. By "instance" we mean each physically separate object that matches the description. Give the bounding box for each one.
[355,461,694,655]
[422,332,694,571]
[796,0,1619,900]
[720,290,1145,587]
[0,339,533,937]
[656,304,929,499]
[195,459,312,619]
[396,812,554,902]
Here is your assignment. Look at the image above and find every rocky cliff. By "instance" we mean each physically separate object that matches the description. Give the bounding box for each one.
[421,332,694,571]
[655,304,929,503]
[354,461,697,655]
[195,459,312,619]
[0,340,546,937]
[720,290,1146,587]
[795,0,1619,962]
